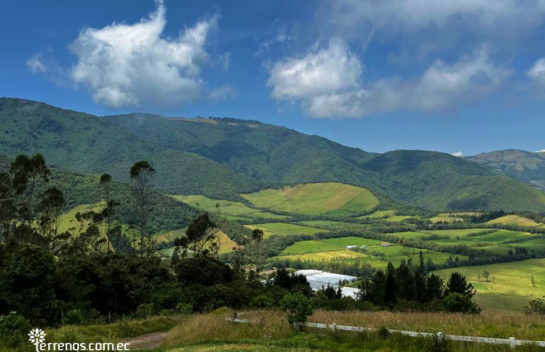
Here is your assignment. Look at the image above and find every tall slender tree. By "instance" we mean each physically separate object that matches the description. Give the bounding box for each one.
[99,174,118,253]
[130,161,156,256]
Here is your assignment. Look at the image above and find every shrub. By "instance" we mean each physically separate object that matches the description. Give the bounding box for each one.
[442,293,481,314]
[175,303,193,315]
[280,292,313,324]
[135,303,154,319]
[0,312,32,348]
[524,297,545,315]
[209,307,232,316]
[62,309,84,326]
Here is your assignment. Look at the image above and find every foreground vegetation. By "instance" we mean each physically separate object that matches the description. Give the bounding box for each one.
[162,311,545,352]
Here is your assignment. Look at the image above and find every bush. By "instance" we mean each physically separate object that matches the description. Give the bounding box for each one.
[63,309,84,326]
[175,303,193,315]
[442,293,481,314]
[135,303,154,319]
[524,297,545,315]
[280,292,313,324]
[0,312,32,348]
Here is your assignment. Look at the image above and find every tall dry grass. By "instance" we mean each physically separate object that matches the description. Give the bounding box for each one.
[310,310,545,341]
[165,311,294,346]
[164,310,545,352]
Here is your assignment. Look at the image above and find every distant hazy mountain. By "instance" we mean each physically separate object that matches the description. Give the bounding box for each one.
[1,97,545,212]
[468,149,545,192]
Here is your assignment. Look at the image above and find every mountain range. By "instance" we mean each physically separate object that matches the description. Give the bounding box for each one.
[1,97,545,213]
[468,149,545,192]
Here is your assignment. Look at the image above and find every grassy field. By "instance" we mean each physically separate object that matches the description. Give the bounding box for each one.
[358,210,413,222]
[425,228,493,238]
[429,212,482,223]
[162,310,545,352]
[241,182,379,217]
[297,220,372,232]
[486,215,543,227]
[385,229,539,255]
[244,223,327,238]
[278,240,343,255]
[171,195,290,220]
[322,236,383,247]
[436,259,545,313]
[58,202,106,234]
[387,231,431,239]
[273,237,464,267]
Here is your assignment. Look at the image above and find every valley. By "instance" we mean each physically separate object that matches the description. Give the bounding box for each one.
[1,98,545,352]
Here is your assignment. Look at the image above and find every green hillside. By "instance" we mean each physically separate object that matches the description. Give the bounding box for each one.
[242,182,379,216]
[468,149,545,191]
[362,150,545,212]
[0,154,251,241]
[2,98,545,212]
[0,98,259,199]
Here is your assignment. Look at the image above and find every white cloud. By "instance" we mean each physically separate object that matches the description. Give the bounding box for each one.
[452,151,463,157]
[65,0,219,109]
[526,58,545,98]
[208,85,236,102]
[267,39,361,101]
[26,54,47,73]
[322,0,545,39]
[535,149,545,153]
[267,43,510,118]
[255,28,292,57]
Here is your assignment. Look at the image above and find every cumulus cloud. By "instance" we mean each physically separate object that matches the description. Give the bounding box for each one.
[535,149,545,153]
[26,54,47,73]
[267,42,510,118]
[29,0,224,110]
[452,151,463,157]
[267,39,361,101]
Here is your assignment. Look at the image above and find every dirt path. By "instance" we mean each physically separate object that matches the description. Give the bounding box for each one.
[123,332,168,350]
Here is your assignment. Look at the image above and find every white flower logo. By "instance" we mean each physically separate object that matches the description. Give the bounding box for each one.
[29,328,46,351]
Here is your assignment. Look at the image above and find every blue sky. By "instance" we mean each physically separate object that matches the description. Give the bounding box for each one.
[2,0,545,156]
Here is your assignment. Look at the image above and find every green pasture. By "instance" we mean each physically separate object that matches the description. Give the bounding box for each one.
[436,259,545,313]
[241,182,379,216]
[244,222,327,238]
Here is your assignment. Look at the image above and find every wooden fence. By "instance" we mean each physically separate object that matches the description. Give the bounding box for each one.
[226,315,545,349]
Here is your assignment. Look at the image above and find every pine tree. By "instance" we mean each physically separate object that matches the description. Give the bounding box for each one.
[446,272,475,298]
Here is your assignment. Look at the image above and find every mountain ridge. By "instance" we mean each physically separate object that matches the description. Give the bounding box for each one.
[2,97,545,212]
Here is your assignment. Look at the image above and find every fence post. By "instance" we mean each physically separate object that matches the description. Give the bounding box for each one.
[330,323,337,333]
[509,337,516,350]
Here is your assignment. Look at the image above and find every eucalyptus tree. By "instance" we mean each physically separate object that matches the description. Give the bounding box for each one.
[130,161,156,256]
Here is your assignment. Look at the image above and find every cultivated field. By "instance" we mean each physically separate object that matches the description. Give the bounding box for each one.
[241,182,379,216]
[273,236,465,267]
[358,210,413,222]
[486,215,544,227]
[244,223,327,238]
[436,259,545,313]
[171,195,290,220]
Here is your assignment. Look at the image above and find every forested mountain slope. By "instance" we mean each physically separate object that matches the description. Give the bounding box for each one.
[2,98,545,212]
[0,98,260,199]
[468,149,545,191]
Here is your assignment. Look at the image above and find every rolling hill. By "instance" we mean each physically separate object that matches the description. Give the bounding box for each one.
[241,182,379,216]
[2,98,545,212]
[468,149,545,191]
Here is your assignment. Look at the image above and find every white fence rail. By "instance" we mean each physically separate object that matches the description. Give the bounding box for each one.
[226,316,545,349]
